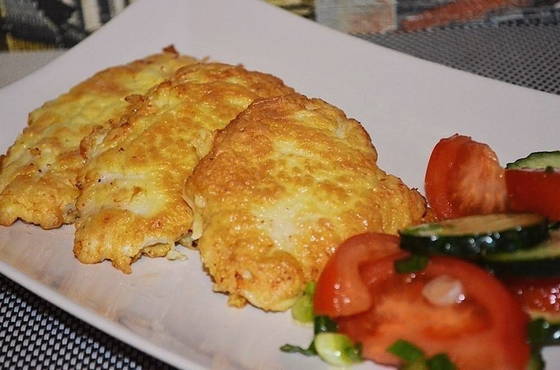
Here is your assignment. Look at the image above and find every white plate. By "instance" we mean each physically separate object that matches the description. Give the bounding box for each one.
[1,0,559,369]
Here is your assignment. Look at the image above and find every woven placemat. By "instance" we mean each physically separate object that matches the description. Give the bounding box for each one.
[363,23,560,95]
[0,273,174,369]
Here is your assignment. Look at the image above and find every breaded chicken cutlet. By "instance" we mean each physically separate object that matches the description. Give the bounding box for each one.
[0,47,198,229]
[74,63,295,273]
[185,94,427,311]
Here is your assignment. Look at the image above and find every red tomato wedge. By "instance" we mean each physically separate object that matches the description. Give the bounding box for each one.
[506,277,560,316]
[425,134,508,219]
[314,233,400,317]
[506,168,560,220]
[314,233,530,370]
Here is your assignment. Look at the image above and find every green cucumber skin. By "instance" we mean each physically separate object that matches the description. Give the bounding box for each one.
[506,151,560,170]
[484,258,560,277]
[400,221,550,259]
[528,318,560,347]
[482,231,560,277]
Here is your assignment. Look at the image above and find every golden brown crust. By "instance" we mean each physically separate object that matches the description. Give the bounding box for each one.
[185,94,427,311]
[74,63,294,273]
[0,50,198,229]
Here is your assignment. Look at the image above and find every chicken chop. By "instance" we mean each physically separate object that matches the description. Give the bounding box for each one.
[74,63,294,273]
[185,94,427,311]
[0,47,197,229]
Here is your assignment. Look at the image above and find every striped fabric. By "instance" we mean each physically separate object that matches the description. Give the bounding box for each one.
[1,0,560,50]
[0,0,136,50]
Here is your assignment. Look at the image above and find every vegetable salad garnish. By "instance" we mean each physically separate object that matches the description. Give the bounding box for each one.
[282,134,560,369]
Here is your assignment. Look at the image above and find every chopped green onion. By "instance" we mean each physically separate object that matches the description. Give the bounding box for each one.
[314,315,338,334]
[281,314,338,359]
[402,358,429,370]
[279,343,317,356]
[395,254,429,273]
[426,353,456,370]
[291,282,316,324]
[387,339,425,363]
[304,281,316,295]
[527,348,546,370]
[313,332,362,366]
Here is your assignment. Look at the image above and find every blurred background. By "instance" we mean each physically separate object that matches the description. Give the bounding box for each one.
[1,0,560,51]
[2,0,560,94]
[0,0,134,50]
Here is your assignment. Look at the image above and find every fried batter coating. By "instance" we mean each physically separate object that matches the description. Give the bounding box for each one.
[0,48,198,229]
[74,63,294,273]
[185,94,427,311]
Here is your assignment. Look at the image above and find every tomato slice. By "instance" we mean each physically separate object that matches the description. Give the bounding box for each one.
[314,233,530,370]
[425,134,507,220]
[506,169,560,221]
[314,233,400,317]
[506,277,560,316]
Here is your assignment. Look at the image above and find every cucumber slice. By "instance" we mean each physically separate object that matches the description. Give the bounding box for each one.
[506,151,560,170]
[526,305,560,324]
[400,214,549,259]
[483,231,560,276]
[528,317,560,347]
